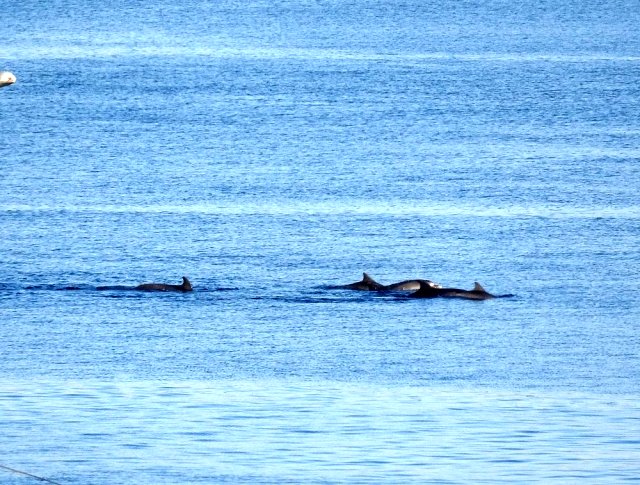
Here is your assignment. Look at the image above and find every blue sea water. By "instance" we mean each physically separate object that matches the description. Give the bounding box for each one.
[1,0,640,483]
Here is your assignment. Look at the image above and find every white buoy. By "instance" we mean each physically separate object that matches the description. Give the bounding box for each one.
[0,71,17,87]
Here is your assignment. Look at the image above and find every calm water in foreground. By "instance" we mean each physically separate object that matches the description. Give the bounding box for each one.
[1,0,640,483]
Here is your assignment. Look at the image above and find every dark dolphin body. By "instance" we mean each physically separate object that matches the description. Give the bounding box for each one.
[330,273,441,292]
[384,279,440,291]
[330,273,386,291]
[135,276,192,292]
[410,281,511,300]
[97,276,193,292]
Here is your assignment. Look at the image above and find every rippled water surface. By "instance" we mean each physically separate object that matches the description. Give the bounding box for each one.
[2,380,640,484]
[2,0,640,483]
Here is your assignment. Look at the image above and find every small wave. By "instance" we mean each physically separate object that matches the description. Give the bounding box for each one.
[24,284,95,291]
[8,43,640,64]
[3,202,639,219]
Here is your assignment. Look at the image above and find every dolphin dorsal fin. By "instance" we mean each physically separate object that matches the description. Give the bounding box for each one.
[182,276,192,290]
[362,273,375,283]
[362,273,385,290]
[419,280,436,290]
[473,282,486,292]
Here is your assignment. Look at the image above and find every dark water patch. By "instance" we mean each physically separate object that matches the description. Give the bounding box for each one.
[95,285,138,291]
[253,292,406,305]
[23,284,96,291]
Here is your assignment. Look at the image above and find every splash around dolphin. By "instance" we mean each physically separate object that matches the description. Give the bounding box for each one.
[0,71,16,88]
[409,280,513,300]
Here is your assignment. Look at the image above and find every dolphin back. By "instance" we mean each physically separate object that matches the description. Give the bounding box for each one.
[135,276,193,292]
[331,273,386,291]
[410,281,505,300]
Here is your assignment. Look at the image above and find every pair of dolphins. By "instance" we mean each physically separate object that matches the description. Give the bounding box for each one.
[335,273,508,300]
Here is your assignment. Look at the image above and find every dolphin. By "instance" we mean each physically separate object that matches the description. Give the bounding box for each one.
[384,279,442,291]
[0,71,16,88]
[330,273,442,292]
[135,276,193,292]
[331,273,386,291]
[97,276,193,292]
[409,281,500,300]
